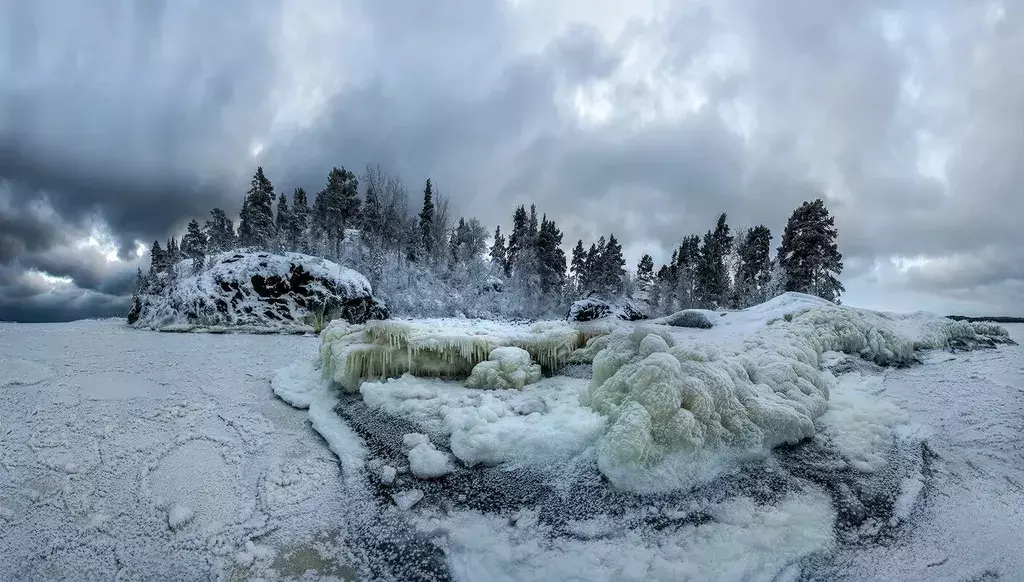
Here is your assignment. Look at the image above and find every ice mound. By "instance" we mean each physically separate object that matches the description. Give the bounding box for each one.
[465,347,542,390]
[403,433,453,479]
[321,318,602,390]
[583,298,1012,491]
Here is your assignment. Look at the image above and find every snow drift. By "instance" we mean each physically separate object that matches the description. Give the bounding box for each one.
[129,251,388,333]
[580,293,1013,490]
[320,318,598,390]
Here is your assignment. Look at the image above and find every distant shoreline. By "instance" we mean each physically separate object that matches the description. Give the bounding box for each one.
[948,315,1024,324]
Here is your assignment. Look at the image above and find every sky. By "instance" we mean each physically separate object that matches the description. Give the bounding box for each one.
[2,0,1023,322]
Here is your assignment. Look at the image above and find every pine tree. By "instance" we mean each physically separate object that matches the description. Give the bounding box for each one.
[314,167,360,259]
[675,235,701,307]
[506,205,528,275]
[133,267,146,297]
[570,239,586,295]
[536,215,566,295]
[778,199,844,302]
[734,225,773,307]
[489,225,507,271]
[600,234,626,296]
[361,180,383,248]
[527,205,539,241]
[694,214,733,307]
[418,179,435,259]
[181,218,207,273]
[238,166,277,249]
[290,188,309,253]
[275,192,292,252]
[149,240,165,275]
[205,208,236,253]
[636,254,655,293]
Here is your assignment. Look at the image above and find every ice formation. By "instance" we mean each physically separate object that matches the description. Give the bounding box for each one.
[403,433,454,479]
[582,294,1013,490]
[464,347,543,390]
[320,318,600,390]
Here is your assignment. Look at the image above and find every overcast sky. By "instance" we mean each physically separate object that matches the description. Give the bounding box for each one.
[2,0,1022,322]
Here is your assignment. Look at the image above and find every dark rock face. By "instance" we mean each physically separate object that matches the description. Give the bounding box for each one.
[662,310,714,329]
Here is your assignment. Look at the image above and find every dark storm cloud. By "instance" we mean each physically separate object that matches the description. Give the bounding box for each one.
[2,0,1023,319]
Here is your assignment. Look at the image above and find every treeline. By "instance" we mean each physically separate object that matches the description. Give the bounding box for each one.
[139,165,844,318]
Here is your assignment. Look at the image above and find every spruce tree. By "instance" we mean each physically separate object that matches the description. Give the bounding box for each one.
[506,205,528,274]
[205,208,236,252]
[290,188,310,253]
[149,240,165,275]
[734,225,772,307]
[778,199,844,302]
[600,234,626,296]
[583,243,600,293]
[316,167,360,259]
[570,239,586,295]
[489,225,507,271]
[418,179,435,258]
[238,166,277,249]
[275,192,292,252]
[536,215,566,295]
[181,218,207,272]
[675,235,701,307]
[694,214,733,307]
[636,254,655,293]
[361,181,383,248]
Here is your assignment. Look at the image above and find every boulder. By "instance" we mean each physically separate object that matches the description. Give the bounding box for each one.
[662,309,714,329]
[130,251,388,332]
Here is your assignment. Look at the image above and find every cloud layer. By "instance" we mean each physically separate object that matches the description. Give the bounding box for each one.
[2,0,1022,320]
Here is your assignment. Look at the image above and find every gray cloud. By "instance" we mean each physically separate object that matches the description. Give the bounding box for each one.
[1,0,1023,320]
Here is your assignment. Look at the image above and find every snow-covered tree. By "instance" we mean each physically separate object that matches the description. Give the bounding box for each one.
[778,199,844,302]
[238,167,277,249]
[417,179,435,259]
[180,218,207,273]
[289,188,310,253]
[489,225,507,271]
[695,214,733,308]
[506,205,528,275]
[733,225,773,307]
[636,254,655,294]
[313,167,360,260]
[570,239,586,296]
[599,234,626,296]
[205,208,236,253]
[536,215,566,295]
[275,192,292,253]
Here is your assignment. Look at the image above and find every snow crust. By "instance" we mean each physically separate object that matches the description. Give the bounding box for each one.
[132,250,375,333]
[321,317,596,390]
[465,346,543,390]
[581,293,1013,491]
[422,489,835,582]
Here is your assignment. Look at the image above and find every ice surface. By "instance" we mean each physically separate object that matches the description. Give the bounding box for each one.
[465,346,543,390]
[270,357,326,409]
[321,317,600,390]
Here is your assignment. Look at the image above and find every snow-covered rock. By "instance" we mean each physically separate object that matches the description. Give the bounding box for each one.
[660,309,715,329]
[465,347,543,390]
[129,251,388,332]
[567,296,648,323]
[320,318,598,390]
